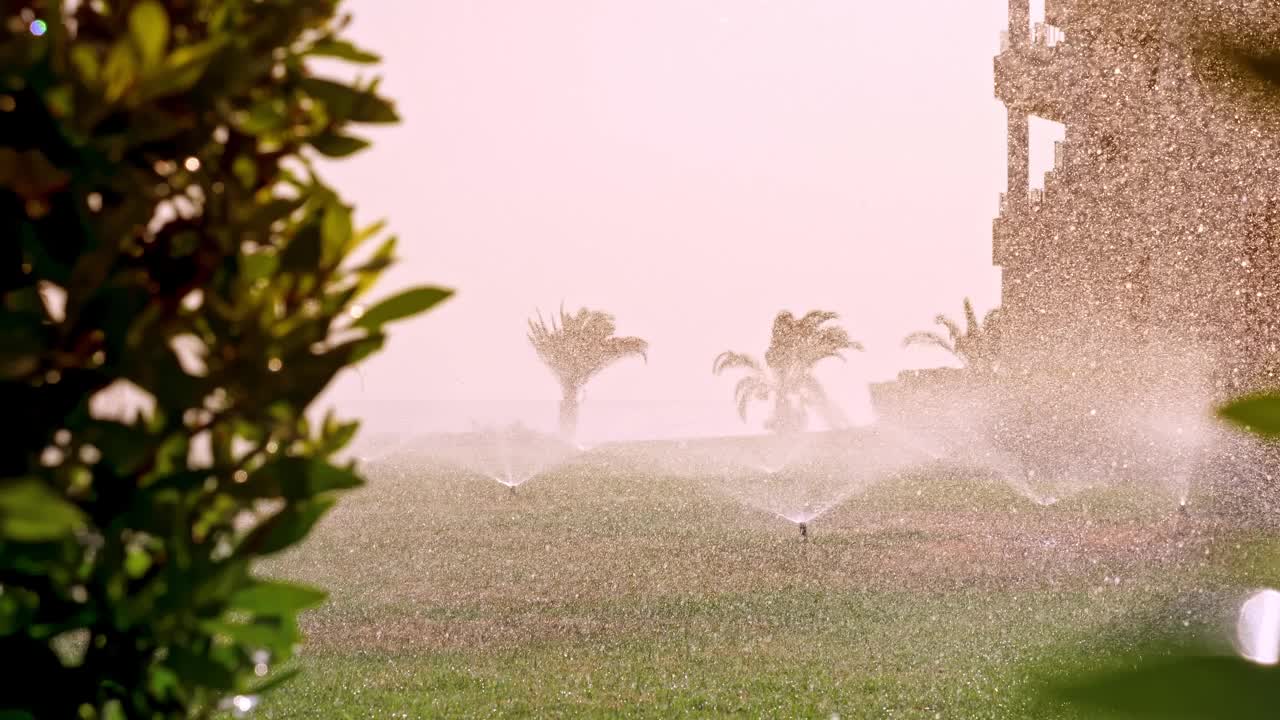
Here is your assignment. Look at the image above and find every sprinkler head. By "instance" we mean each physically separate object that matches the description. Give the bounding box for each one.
[509,484,517,496]
[798,522,808,540]
[1178,498,1189,516]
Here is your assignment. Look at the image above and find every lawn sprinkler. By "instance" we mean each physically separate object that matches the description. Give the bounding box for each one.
[798,522,808,541]
[1177,496,1189,518]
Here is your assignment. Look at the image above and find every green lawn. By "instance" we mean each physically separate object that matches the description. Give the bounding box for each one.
[253,444,1252,718]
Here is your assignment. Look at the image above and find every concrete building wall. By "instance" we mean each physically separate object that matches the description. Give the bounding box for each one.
[992,0,1280,393]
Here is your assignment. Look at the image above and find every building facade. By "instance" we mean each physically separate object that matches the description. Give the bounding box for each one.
[992,0,1280,393]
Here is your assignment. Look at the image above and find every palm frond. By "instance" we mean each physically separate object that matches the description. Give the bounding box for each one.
[771,311,798,333]
[528,305,647,387]
[934,314,963,343]
[796,310,840,329]
[713,351,761,375]
[606,336,648,362]
[732,376,770,420]
[903,330,955,352]
[963,298,980,336]
[765,308,857,372]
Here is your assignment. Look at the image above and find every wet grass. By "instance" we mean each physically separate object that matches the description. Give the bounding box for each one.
[253,446,1249,718]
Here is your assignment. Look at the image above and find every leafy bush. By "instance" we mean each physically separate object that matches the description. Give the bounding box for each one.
[0,1,449,716]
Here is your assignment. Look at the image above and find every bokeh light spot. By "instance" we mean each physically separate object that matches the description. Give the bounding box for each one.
[1237,589,1280,665]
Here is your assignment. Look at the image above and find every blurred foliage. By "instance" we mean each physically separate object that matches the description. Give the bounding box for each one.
[0,0,449,716]
[1037,311,1280,717]
[1047,654,1280,719]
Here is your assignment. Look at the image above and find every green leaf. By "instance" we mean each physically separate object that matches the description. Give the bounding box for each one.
[245,197,305,231]
[202,618,298,652]
[1220,393,1280,437]
[354,219,388,246]
[350,236,398,297]
[280,223,322,273]
[81,420,152,476]
[321,201,352,265]
[300,77,399,124]
[236,457,362,500]
[244,497,336,555]
[103,41,138,103]
[125,547,152,578]
[310,132,371,158]
[354,286,452,330]
[1052,654,1280,719]
[0,478,85,542]
[239,99,288,135]
[229,580,327,615]
[323,420,360,454]
[165,647,237,691]
[129,1,170,68]
[139,38,226,100]
[70,45,100,86]
[241,252,279,283]
[44,85,73,118]
[233,155,257,189]
[306,38,381,64]
[347,334,385,365]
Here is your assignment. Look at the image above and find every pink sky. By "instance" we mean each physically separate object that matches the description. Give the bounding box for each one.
[319,0,1064,443]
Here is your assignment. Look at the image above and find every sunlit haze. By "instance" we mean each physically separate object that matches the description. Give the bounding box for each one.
[317,1,1070,444]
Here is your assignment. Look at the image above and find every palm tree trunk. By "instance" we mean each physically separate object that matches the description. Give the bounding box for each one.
[769,389,801,434]
[558,385,580,440]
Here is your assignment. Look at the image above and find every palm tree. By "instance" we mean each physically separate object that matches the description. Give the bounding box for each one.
[528,305,648,440]
[902,297,1002,372]
[713,310,863,433]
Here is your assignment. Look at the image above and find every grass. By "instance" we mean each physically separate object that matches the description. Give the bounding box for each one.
[253,442,1260,718]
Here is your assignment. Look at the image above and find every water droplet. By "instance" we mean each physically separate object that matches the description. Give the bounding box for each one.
[41,446,64,467]
[231,694,259,716]
[79,444,101,464]
[184,156,201,172]
[267,357,283,372]
[29,19,47,36]
[1238,589,1280,665]
[86,192,102,212]
[234,470,248,484]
